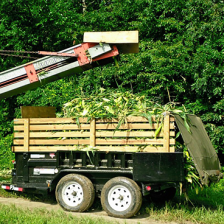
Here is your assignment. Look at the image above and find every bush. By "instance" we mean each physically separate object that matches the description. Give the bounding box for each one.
[0,134,14,170]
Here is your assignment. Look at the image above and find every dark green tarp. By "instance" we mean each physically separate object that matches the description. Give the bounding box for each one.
[173,114,222,185]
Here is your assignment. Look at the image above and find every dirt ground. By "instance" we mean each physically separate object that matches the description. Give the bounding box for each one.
[0,196,184,224]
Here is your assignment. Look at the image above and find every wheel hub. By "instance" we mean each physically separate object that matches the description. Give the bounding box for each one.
[62,182,84,207]
[118,195,124,201]
[72,191,77,196]
[108,185,132,212]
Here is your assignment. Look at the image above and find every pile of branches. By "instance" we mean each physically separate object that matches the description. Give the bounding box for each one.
[62,89,200,191]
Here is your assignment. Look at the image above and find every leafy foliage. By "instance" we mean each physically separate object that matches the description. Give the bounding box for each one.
[0,0,224,168]
[63,89,191,131]
[0,134,14,170]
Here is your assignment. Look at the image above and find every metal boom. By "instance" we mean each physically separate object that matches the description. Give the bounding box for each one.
[0,43,118,99]
[0,31,139,99]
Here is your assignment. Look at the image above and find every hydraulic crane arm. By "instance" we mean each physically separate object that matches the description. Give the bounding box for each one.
[0,43,117,99]
[0,31,139,99]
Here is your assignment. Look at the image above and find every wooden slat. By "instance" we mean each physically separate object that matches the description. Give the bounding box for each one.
[14,138,176,146]
[96,123,168,130]
[23,119,29,151]
[163,114,170,152]
[90,119,96,147]
[14,139,90,145]
[14,132,90,138]
[95,131,175,137]
[14,116,175,124]
[14,131,176,138]
[14,123,175,131]
[21,106,56,118]
[95,139,176,145]
[14,118,88,124]
[13,146,175,152]
[83,31,139,44]
[14,124,91,131]
[95,116,174,123]
[13,146,77,152]
[96,146,175,152]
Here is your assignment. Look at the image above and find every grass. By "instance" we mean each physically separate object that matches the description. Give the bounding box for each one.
[0,204,113,224]
[0,169,11,183]
[145,202,224,224]
[141,180,224,224]
[187,179,224,208]
[1,169,224,224]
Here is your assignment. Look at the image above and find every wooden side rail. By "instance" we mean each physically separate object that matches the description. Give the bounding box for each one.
[13,115,176,153]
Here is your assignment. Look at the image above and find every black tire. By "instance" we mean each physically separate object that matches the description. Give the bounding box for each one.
[55,174,95,212]
[101,177,142,218]
[150,187,176,203]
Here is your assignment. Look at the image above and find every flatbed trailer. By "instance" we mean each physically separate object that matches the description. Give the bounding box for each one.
[2,112,222,218]
[3,113,183,218]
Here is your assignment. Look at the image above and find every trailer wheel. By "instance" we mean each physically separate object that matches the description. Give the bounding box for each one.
[101,177,142,218]
[55,174,95,212]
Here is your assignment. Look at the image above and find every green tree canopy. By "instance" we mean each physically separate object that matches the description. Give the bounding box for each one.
[0,0,223,154]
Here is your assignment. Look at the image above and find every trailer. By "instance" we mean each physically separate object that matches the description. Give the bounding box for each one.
[1,109,222,218]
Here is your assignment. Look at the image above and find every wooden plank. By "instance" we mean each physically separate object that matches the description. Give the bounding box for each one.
[95,123,175,130]
[14,139,90,145]
[14,132,90,138]
[14,118,88,124]
[14,130,176,138]
[13,146,175,152]
[14,122,175,131]
[30,131,90,138]
[96,146,175,152]
[95,139,176,145]
[21,106,56,118]
[163,114,170,152]
[14,138,175,146]
[90,119,96,147]
[95,131,175,137]
[96,116,175,123]
[13,146,77,152]
[23,119,30,152]
[96,123,158,130]
[14,124,91,131]
[14,116,175,124]
[96,117,175,123]
[83,31,139,44]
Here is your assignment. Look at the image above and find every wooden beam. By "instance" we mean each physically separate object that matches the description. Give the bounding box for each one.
[14,132,90,138]
[90,119,96,147]
[14,117,88,124]
[83,31,139,44]
[83,31,139,54]
[13,138,175,146]
[163,114,170,152]
[21,106,56,118]
[13,146,175,153]
[14,130,176,138]
[14,124,91,131]
[14,116,175,124]
[23,118,30,152]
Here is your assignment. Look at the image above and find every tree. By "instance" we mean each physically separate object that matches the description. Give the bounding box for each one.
[0,0,223,159]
